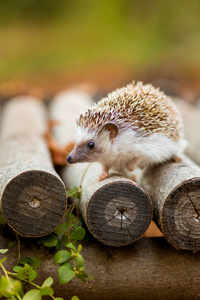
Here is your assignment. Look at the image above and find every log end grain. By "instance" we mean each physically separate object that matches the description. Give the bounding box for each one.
[162,177,200,251]
[86,180,152,247]
[1,170,67,237]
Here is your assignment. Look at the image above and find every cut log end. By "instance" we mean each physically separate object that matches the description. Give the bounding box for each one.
[86,180,152,247]
[162,178,200,251]
[1,170,67,237]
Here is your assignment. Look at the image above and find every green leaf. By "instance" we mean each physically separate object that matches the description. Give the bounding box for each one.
[32,257,43,270]
[37,234,58,248]
[23,289,41,300]
[58,266,75,284]
[61,234,69,247]
[66,243,76,251]
[12,279,23,296]
[29,269,38,282]
[66,213,82,229]
[76,254,84,268]
[41,277,53,288]
[8,240,17,248]
[70,227,85,240]
[71,296,80,300]
[0,215,6,226]
[67,186,80,198]
[0,257,6,264]
[19,257,34,267]
[0,276,22,298]
[40,286,54,296]
[55,298,64,300]
[56,238,62,250]
[0,249,8,254]
[13,266,23,272]
[54,222,68,235]
[61,262,74,270]
[62,234,77,247]
[77,244,82,253]
[14,265,38,281]
[0,276,10,297]
[54,250,72,264]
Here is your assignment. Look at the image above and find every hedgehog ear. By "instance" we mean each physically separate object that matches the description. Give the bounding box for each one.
[102,122,119,140]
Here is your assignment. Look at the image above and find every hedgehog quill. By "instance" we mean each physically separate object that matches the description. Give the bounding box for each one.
[67,81,186,181]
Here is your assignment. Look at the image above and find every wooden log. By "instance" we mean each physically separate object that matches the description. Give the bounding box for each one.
[174,98,200,165]
[137,155,200,251]
[1,233,200,300]
[0,96,67,237]
[63,162,152,246]
[49,90,153,246]
[48,89,95,148]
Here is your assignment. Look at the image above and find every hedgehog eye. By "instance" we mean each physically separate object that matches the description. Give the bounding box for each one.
[87,142,95,149]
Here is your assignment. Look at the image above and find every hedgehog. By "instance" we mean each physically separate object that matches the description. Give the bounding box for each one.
[67,81,186,181]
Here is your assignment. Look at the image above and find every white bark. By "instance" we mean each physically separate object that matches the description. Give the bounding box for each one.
[0,96,66,237]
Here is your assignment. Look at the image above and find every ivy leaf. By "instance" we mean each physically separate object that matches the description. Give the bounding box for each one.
[40,286,54,296]
[37,234,58,248]
[41,277,53,288]
[70,227,85,240]
[0,249,8,254]
[58,266,75,284]
[23,289,41,300]
[71,296,80,300]
[54,222,68,235]
[54,250,72,264]
[56,298,64,300]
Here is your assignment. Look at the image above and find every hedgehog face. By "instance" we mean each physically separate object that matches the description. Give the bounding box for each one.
[66,137,104,164]
[66,123,119,165]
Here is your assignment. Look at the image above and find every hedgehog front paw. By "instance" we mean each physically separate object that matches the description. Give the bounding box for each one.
[130,173,136,181]
[126,157,140,172]
[98,172,109,181]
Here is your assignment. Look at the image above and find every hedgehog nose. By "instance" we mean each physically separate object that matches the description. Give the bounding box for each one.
[66,155,72,164]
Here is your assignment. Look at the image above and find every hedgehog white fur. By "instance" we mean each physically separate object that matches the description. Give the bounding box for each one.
[67,81,186,180]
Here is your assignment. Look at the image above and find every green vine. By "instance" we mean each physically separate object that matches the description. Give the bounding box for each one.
[0,186,93,300]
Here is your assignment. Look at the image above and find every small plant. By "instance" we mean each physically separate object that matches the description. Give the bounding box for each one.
[0,186,92,299]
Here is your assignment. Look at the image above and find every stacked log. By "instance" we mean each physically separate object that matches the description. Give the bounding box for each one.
[0,96,67,237]
[49,90,153,246]
[137,100,200,251]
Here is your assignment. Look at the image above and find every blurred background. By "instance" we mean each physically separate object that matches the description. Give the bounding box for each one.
[0,0,199,101]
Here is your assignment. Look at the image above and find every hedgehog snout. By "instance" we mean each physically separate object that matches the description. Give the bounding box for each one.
[66,155,72,164]
[66,150,82,164]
